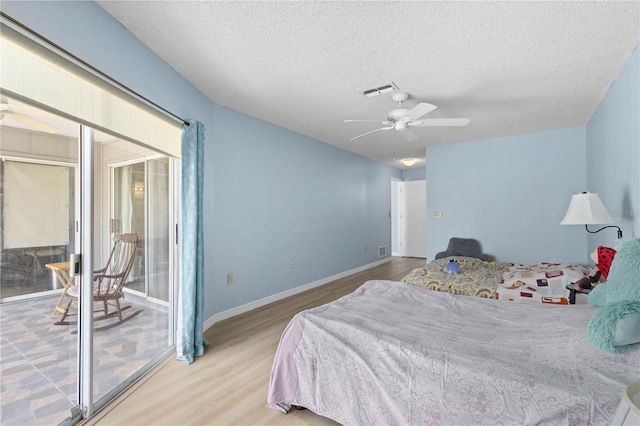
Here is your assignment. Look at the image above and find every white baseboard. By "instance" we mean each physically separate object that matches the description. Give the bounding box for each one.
[203,257,392,331]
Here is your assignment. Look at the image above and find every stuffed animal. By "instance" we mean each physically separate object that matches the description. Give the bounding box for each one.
[444,259,460,275]
[575,246,617,289]
[587,239,640,353]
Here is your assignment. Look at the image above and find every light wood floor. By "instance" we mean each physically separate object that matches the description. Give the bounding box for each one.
[87,256,425,426]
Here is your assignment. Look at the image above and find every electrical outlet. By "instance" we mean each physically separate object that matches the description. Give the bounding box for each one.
[290,261,295,269]
[227,273,234,284]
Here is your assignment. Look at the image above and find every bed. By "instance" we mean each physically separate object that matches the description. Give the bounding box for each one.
[267,280,639,425]
[402,257,590,304]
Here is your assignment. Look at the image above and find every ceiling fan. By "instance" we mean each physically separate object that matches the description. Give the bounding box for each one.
[0,96,58,134]
[344,92,469,142]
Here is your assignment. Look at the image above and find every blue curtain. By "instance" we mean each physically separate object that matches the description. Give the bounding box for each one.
[177,120,208,364]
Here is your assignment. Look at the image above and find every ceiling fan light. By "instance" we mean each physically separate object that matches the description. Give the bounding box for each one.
[402,158,416,166]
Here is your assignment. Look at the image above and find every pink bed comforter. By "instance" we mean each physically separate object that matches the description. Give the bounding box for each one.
[267,280,639,425]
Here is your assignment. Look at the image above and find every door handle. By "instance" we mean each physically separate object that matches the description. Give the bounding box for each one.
[69,253,81,277]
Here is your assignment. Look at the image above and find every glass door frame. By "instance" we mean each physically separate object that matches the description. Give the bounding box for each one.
[0,105,178,425]
[1,56,180,425]
[78,126,95,419]
[108,154,173,307]
[0,156,78,304]
[70,128,179,423]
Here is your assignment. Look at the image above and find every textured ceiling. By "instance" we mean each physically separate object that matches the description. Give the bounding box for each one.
[96,1,640,169]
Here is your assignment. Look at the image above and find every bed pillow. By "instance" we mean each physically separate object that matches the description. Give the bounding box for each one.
[435,237,493,262]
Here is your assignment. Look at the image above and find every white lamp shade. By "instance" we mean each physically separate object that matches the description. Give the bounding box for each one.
[560,192,613,225]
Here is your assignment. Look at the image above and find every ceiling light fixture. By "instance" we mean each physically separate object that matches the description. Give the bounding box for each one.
[402,158,416,166]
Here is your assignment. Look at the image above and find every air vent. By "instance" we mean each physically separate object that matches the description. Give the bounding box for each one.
[378,246,387,258]
[363,83,397,97]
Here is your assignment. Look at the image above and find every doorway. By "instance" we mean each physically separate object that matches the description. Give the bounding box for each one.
[391,179,427,258]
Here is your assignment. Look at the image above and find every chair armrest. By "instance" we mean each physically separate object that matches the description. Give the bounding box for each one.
[93,272,126,281]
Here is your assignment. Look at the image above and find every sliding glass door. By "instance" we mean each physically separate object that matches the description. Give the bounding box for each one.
[1,16,183,423]
[113,162,146,293]
[111,157,172,304]
[0,97,177,425]
[0,99,80,425]
[147,158,171,303]
[90,134,177,420]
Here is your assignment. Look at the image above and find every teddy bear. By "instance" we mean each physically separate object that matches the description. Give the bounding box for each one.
[575,246,617,289]
[586,239,640,353]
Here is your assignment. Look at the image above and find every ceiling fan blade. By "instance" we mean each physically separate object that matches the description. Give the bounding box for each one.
[400,129,419,142]
[350,126,393,141]
[410,117,470,127]
[344,119,390,124]
[404,102,437,121]
[6,112,58,134]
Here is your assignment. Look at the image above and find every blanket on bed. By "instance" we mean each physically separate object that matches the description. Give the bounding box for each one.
[402,257,589,304]
[401,256,511,298]
[268,280,639,425]
[497,262,590,304]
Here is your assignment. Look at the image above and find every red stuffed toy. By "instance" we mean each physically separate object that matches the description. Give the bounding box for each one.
[576,246,617,289]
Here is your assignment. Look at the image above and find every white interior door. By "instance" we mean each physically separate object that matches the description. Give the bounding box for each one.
[398,180,427,258]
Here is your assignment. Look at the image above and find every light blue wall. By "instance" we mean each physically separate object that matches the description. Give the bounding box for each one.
[2,1,401,318]
[426,127,587,264]
[210,104,400,313]
[402,168,426,181]
[586,45,639,254]
[425,44,639,266]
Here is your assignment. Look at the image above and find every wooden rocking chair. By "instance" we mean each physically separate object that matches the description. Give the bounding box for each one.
[54,233,143,331]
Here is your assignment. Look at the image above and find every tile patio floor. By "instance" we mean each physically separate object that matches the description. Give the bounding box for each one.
[1,294,169,425]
